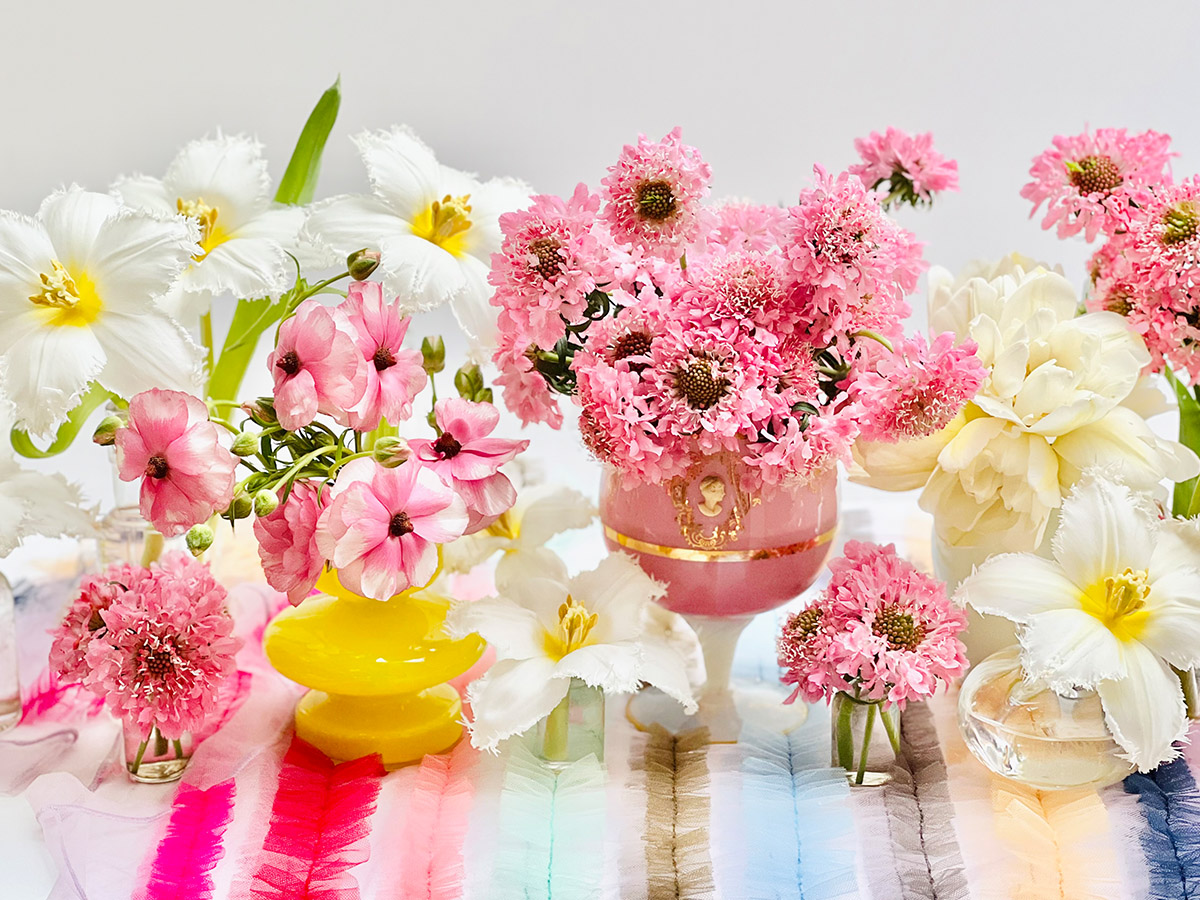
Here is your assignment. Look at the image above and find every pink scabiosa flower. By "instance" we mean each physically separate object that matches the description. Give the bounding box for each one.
[744,406,854,489]
[268,299,367,432]
[784,166,925,347]
[489,184,608,348]
[409,398,529,534]
[339,282,427,432]
[822,542,967,705]
[849,333,986,442]
[1020,127,1174,241]
[700,200,788,253]
[84,554,240,738]
[49,564,144,683]
[493,329,565,428]
[253,481,326,606]
[849,127,959,208]
[681,250,793,330]
[115,389,238,537]
[600,128,711,255]
[315,458,469,601]
[778,595,845,704]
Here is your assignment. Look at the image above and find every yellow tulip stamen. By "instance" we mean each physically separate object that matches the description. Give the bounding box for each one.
[29,260,102,327]
[549,595,598,659]
[486,509,519,543]
[1082,566,1152,641]
[410,194,473,256]
[177,197,228,260]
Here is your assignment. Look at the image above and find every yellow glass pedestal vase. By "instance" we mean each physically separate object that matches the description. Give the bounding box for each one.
[263,570,485,768]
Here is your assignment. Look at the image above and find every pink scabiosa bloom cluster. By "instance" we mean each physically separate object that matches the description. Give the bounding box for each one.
[410,398,529,533]
[783,166,926,348]
[1021,127,1175,241]
[315,458,469,601]
[699,200,789,253]
[51,554,240,739]
[849,332,986,442]
[115,389,238,537]
[493,330,566,428]
[600,128,711,255]
[253,481,326,606]
[850,127,959,209]
[489,185,608,348]
[680,250,795,330]
[778,542,967,707]
[341,281,427,432]
[268,299,367,432]
[49,564,144,683]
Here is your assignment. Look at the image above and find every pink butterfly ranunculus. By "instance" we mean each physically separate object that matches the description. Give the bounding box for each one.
[115,389,238,537]
[268,299,366,432]
[253,481,326,606]
[315,458,468,601]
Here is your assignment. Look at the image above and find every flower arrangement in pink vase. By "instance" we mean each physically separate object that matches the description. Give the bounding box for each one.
[777,542,967,785]
[49,553,241,781]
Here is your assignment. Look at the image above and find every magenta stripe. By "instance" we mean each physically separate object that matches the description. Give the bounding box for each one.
[136,779,236,900]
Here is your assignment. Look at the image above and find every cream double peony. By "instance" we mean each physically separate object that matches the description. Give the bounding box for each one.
[854,255,1198,551]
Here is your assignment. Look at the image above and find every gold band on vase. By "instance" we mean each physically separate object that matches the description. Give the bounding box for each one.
[602,524,837,562]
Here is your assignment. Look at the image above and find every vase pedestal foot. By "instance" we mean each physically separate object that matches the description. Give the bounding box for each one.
[626,680,808,743]
[295,685,465,768]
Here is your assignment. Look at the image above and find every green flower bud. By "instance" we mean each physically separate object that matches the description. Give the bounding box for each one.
[372,436,411,468]
[185,523,215,557]
[241,399,277,427]
[421,336,446,374]
[230,493,253,520]
[253,489,280,518]
[92,414,124,446]
[454,363,485,399]
[347,248,382,281]
[230,430,259,457]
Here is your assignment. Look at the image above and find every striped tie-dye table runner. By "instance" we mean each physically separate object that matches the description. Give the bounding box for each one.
[5,486,1200,899]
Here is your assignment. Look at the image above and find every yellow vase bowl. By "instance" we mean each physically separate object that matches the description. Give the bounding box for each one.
[263,569,485,767]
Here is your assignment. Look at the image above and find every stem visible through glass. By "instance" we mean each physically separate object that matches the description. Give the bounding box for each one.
[543,691,571,761]
[836,694,855,771]
[856,702,877,786]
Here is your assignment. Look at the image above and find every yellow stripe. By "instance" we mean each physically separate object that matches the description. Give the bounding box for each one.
[603,524,836,562]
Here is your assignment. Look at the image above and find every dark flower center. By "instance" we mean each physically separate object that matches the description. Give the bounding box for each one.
[529,236,563,282]
[675,359,729,410]
[788,606,823,641]
[87,609,106,632]
[144,455,169,479]
[142,648,175,677]
[432,431,462,459]
[1068,155,1123,195]
[872,606,926,652]
[373,346,397,371]
[1163,201,1199,246]
[611,330,653,363]
[275,350,301,376]
[388,512,414,538]
[1104,291,1134,316]
[636,180,677,222]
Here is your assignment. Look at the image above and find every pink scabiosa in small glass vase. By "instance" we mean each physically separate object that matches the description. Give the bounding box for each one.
[778,542,967,785]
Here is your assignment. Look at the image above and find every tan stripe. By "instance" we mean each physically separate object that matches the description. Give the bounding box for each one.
[638,726,714,900]
[604,524,836,562]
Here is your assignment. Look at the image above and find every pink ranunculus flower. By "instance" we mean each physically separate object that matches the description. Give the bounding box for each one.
[315,458,468,601]
[253,480,326,606]
[115,389,238,537]
[268,299,367,432]
[339,281,428,432]
[409,398,529,534]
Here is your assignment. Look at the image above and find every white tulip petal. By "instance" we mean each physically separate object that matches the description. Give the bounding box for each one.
[554,642,643,694]
[1051,476,1156,589]
[1053,407,1188,491]
[1097,641,1188,771]
[0,212,57,293]
[571,554,664,645]
[1017,607,1125,691]
[354,127,441,221]
[184,236,289,299]
[442,533,508,574]
[449,253,498,346]
[494,547,569,594]
[302,194,412,264]
[636,639,699,713]
[1151,519,1200,581]
[37,188,121,270]
[110,175,174,216]
[957,553,1078,622]
[1138,568,1200,669]
[516,486,597,548]
[163,134,272,230]
[379,233,468,312]
[0,313,104,437]
[90,309,204,397]
[460,176,532,260]
[465,657,569,753]
[503,575,571,633]
[445,596,544,659]
[88,210,197,309]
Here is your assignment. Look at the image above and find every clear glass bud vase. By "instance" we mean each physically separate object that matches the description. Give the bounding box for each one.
[0,573,19,731]
[124,722,193,783]
[530,677,605,765]
[831,692,900,786]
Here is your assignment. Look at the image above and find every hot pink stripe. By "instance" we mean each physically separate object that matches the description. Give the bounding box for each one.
[136,779,236,900]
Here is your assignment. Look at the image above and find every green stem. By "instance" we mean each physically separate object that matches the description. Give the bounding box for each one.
[173,738,185,760]
[141,532,165,567]
[836,694,856,771]
[851,329,894,353]
[542,691,572,761]
[880,703,901,756]
[856,702,877,786]
[200,310,215,384]
[130,737,149,774]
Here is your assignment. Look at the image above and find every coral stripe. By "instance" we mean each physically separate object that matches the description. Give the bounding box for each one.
[396,742,476,900]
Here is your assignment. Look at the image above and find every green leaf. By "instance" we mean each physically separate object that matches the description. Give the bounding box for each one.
[208,297,278,402]
[9,383,116,459]
[1166,366,1200,517]
[274,77,342,206]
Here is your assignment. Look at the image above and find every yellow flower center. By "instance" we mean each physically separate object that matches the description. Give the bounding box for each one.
[410,194,473,257]
[545,595,598,660]
[177,197,230,260]
[1081,566,1152,642]
[486,509,520,542]
[28,260,102,327]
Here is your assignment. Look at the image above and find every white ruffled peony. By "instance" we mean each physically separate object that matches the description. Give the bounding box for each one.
[113,134,306,325]
[853,256,1197,551]
[302,126,530,347]
[0,187,203,436]
[446,552,697,753]
[959,474,1200,771]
